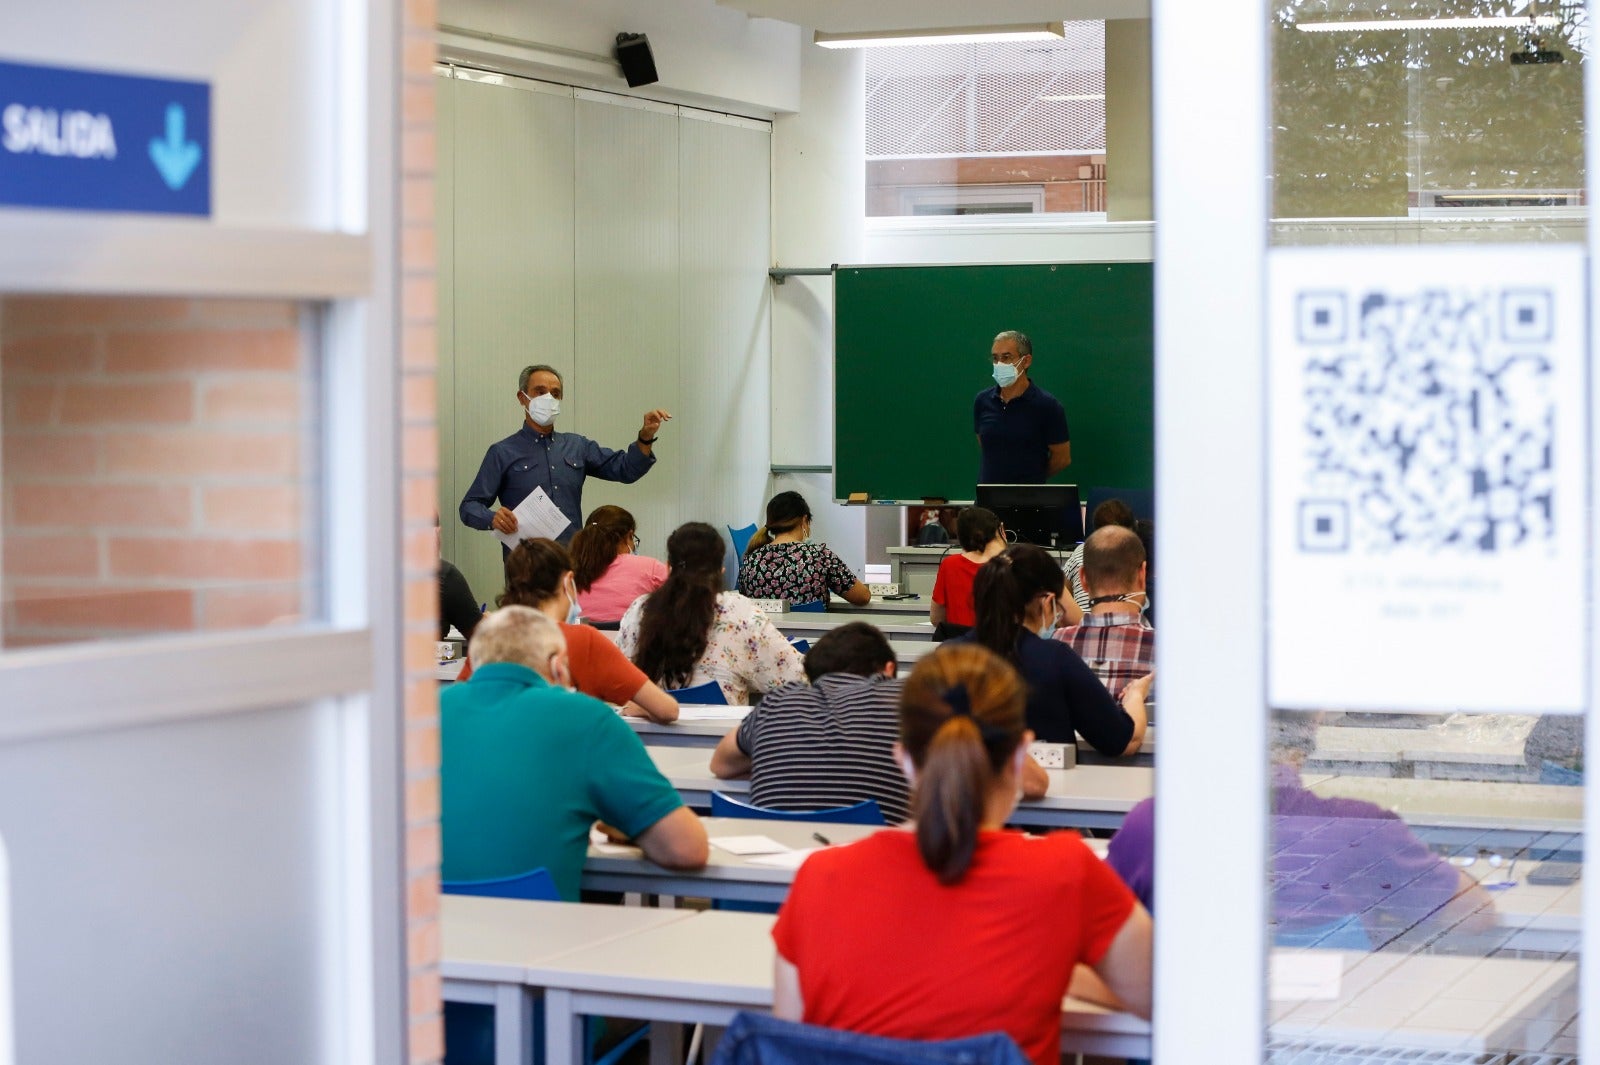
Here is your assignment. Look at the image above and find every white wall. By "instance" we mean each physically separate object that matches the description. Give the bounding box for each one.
[863,218,1155,265]
[438,0,802,116]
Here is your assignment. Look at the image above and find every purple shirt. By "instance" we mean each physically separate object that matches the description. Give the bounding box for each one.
[1106,766,1463,945]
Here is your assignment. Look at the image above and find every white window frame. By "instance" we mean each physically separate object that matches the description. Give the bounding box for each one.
[898,182,1045,215]
[1153,1,1596,1061]
[0,0,406,1060]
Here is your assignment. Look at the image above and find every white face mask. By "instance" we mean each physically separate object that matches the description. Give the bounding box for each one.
[992,361,1019,388]
[525,392,560,426]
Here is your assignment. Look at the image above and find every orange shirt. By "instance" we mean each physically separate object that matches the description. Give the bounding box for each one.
[454,623,647,706]
[773,829,1135,1065]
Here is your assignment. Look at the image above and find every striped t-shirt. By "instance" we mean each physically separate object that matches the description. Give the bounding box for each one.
[736,673,911,824]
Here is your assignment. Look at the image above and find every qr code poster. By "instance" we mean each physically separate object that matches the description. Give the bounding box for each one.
[1267,246,1587,713]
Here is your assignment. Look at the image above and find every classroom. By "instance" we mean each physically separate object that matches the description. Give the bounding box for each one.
[0,0,1591,1064]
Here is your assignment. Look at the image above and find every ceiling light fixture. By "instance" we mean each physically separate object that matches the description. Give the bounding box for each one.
[814,23,1066,48]
[1295,15,1561,32]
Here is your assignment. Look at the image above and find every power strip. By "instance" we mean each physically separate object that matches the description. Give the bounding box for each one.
[1027,741,1074,770]
[753,598,789,614]
[868,582,901,596]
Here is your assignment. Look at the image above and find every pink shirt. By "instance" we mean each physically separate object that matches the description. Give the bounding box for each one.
[578,553,669,623]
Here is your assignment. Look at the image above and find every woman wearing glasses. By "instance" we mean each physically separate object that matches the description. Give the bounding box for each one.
[569,505,668,626]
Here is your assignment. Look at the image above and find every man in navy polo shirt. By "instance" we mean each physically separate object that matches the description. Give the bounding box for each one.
[974,330,1071,484]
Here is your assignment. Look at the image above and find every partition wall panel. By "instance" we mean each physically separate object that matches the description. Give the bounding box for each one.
[437,71,773,601]
[572,94,684,558]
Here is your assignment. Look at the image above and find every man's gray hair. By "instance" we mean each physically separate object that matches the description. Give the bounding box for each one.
[468,605,567,677]
[519,364,564,393]
[993,330,1032,358]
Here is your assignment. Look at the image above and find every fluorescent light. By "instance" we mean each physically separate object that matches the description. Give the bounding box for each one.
[1296,15,1561,32]
[1040,93,1105,102]
[814,23,1066,48]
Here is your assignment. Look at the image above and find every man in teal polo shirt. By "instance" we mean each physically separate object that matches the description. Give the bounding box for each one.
[441,606,708,900]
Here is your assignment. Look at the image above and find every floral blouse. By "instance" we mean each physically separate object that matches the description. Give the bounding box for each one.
[736,541,858,607]
[617,590,806,705]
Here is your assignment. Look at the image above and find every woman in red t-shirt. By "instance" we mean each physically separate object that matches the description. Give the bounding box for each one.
[771,643,1152,1065]
[929,507,1006,641]
[459,539,681,723]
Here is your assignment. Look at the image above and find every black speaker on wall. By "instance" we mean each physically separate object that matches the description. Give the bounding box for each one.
[615,32,659,87]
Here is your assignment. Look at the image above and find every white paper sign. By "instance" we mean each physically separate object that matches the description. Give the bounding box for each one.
[1267,246,1586,713]
[492,486,571,548]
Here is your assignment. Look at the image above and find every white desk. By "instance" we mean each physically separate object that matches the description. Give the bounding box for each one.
[1309,714,1539,782]
[441,896,699,1065]
[645,745,1152,831]
[772,612,936,642]
[441,899,1153,1065]
[627,712,1156,766]
[1269,950,1577,1055]
[1307,775,1582,832]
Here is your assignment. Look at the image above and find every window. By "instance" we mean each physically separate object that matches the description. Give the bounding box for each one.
[864,27,1107,218]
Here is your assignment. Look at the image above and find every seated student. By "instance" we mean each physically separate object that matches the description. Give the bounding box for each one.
[737,491,871,607]
[436,513,482,641]
[620,521,806,704]
[713,622,994,823]
[929,506,1006,641]
[440,606,708,900]
[1107,713,1494,948]
[1064,498,1138,617]
[772,643,1152,1065]
[477,538,681,722]
[956,545,1150,756]
[569,504,667,625]
[1053,525,1154,702]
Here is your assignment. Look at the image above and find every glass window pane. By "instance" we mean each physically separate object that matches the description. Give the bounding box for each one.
[864,28,1108,218]
[1266,709,1581,1060]
[0,296,322,646]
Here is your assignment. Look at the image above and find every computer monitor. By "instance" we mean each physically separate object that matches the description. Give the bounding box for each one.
[975,484,1084,550]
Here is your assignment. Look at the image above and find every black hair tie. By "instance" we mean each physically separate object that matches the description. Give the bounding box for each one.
[941,683,1009,746]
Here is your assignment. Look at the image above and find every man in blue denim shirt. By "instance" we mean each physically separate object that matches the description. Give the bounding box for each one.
[459,364,669,546]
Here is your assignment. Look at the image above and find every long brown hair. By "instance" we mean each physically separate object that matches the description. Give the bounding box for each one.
[498,539,570,609]
[972,544,1065,662]
[570,505,636,593]
[900,643,1029,884]
[633,522,725,689]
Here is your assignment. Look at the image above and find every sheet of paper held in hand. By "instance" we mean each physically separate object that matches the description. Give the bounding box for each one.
[492,486,571,548]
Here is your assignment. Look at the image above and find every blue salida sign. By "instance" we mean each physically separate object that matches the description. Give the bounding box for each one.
[0,59,210,216]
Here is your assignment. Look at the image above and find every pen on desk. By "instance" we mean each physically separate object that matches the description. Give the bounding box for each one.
[812,832,832,846]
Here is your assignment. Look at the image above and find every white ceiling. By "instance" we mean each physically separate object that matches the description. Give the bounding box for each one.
[714,0,1151,31]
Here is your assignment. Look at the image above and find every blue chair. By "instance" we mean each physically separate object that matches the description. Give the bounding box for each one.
[666,680,727,705]
[442,867,559,900]
[711,1011,1030,1065]
[727,523,758,590]
[788,600,826,613]
[711,793,886,825]
[788,638,810,655]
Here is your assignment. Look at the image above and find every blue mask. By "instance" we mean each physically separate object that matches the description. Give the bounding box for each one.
[564,579,582,625]
[992,362,1019,388]
[1037,594,1060,640]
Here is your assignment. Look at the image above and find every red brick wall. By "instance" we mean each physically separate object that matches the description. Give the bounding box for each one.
[1,297,310,645]
[400,0,443,1060]
[866,154,1107,216]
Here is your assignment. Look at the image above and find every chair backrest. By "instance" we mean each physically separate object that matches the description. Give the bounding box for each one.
[726,523,758,591]
[665,679,727,705]
[788,638,810,655]
[788,600,826,613]
[711,1011,1030,1065]
[442,867,560,901]
[710,793,886,825]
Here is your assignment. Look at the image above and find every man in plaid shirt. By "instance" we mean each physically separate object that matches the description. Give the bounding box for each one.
[1053,525,1154,701]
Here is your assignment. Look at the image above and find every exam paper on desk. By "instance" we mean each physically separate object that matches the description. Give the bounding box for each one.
[492,486,570,548]
[711,835,791,856]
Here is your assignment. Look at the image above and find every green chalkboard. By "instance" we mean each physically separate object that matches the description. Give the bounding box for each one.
[833,262,1154,503]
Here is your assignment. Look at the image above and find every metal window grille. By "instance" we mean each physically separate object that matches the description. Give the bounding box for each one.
[864,25,1106,158]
